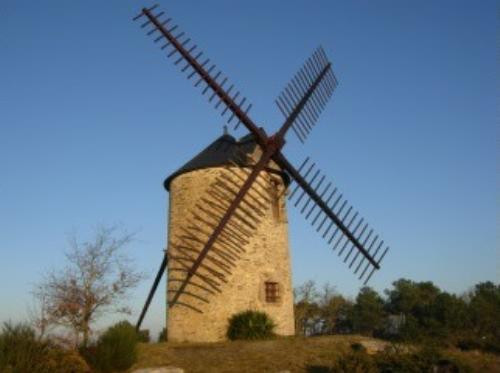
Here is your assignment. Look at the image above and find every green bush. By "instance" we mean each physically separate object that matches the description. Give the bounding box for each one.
[457,338,482,351]
[226,310,275,340]
[331,350,377,372]
[158,327,168,342]
[457,336,500,355]
[375,345,435,373]
[324,344,469,373]
[44,348,90,373]
[374,344,467,373]
[483,337,500,354]
[0,322,90,373]
[350,342,366,352]
[82,320,138,373]
[0,322,49,372]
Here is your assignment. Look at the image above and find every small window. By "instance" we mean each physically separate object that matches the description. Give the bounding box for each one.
[265,281,280,303]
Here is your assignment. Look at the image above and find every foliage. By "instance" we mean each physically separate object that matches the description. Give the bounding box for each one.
[374,344,468,373]
[81,320,139,373]
[34,225,144,346]
[350,342,366,352]
[226,310,275,340]
[295,301,321,336]
[0,322,50,372]
[44,348,91,373]
[430,292,470,331]
[351,287,385,336]
[293,278,500,355]
[384,280,428,336]
[158,327,168,342]
[326,343,469,373]
[457,336,500,354]
[457,338,483,351]
[0,322,90,373]
[330,350,377,372]
[294,281,354,336]
[385,279,441,315]
[468,282,500,340]
[294,280,320,335]
[375,344,440,373]
[382,279,499,349]
[319,284,353,335]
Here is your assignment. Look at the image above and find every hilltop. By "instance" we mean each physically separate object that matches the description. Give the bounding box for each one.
[131,335,500,372]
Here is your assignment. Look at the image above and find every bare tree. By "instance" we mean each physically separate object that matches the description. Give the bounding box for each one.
[294,280,320,336]
[294,280,319,304]
[318,283,353,335]
[35,225,144,347]
[319,283,337,307]
[28,283,52,339]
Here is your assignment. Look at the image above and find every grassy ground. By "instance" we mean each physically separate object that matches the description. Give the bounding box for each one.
[131,335,500,372]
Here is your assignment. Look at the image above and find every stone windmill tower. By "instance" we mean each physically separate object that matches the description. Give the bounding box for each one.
[164,133,295,342]
[133,5,392,343]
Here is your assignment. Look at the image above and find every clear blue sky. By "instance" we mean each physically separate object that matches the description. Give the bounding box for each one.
[0,1,496,337]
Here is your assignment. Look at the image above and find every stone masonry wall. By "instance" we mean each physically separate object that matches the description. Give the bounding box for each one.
[166,166,295,342]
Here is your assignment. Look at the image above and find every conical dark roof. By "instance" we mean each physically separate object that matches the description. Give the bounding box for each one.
[163,133,288,190]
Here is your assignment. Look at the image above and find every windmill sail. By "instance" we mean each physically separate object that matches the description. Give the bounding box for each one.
[274,153,389,284]
[275,47,338,143]
[133,6,263,140]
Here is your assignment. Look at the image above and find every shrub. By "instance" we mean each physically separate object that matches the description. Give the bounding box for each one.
[350,342,366,352]
[457,338,482,351]
[483,337,500,354]
[457,336,500,355]
[374,344,467,373]
[44,348,90,373]
[158,327,168,342]
[331,350,377,373]
[226,310,275,340]
[0,322,90,373]
[323,344,469,373]
[82,320,138,373]
[0,322,50,372]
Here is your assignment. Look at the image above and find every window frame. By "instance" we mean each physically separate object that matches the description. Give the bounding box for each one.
[264,281,280,303]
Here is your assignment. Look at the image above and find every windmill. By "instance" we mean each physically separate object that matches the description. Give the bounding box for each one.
[132,4,390,341]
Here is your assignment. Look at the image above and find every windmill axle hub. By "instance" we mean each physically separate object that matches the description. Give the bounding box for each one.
[265,134,285,153]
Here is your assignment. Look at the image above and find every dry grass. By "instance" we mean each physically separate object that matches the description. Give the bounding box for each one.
[131,335,500,373]
[445,348,500,372]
